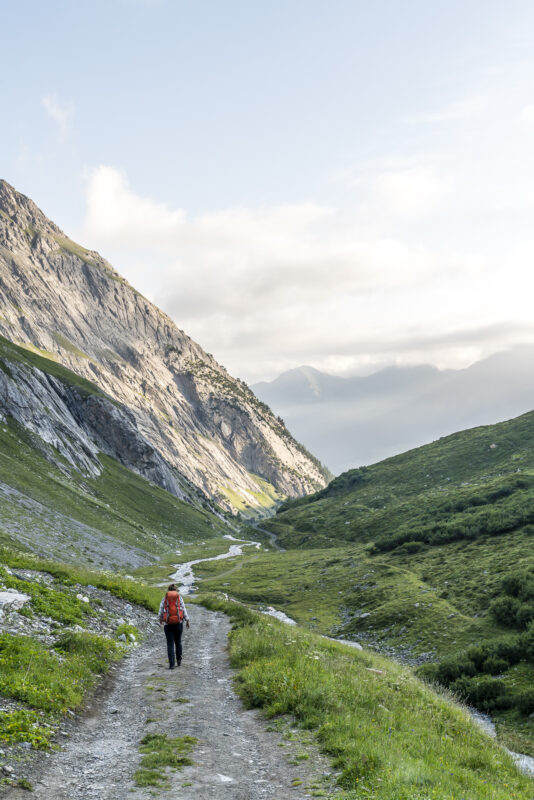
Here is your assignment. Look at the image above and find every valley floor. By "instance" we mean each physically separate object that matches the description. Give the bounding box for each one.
[4,604,335,800]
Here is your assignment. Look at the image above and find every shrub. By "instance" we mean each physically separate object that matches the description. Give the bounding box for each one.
[451,676,508,711]
[489,596,521,626]
[482,656,509,675]
[436,656,477,684]
[516,689,534,715]
[54,631,120,674]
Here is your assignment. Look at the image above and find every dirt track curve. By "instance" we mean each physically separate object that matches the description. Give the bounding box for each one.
[6,604,336,799]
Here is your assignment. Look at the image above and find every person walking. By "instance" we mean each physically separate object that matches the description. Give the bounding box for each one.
[159,583,190,669]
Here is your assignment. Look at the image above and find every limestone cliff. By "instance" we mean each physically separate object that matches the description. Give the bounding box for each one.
[0,180,328,513]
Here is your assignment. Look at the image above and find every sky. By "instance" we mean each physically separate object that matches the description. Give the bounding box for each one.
[3,0,534,383]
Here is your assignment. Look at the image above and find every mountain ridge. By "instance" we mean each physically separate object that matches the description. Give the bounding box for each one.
[0,180,328,513]
[253,349,534,473]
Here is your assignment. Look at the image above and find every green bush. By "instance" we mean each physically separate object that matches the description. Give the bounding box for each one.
[489,595,521,626]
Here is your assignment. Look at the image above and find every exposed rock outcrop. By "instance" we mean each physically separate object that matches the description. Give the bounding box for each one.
[0,180,328,512]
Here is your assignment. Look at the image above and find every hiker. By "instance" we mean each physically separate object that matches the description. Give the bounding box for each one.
[159,583,190,669]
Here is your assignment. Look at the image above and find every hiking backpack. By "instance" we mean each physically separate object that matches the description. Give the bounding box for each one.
[164,591,183,625]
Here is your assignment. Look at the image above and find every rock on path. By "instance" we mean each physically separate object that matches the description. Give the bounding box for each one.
[6,605,331,799]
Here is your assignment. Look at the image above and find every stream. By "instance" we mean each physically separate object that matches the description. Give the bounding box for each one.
[170,537,534,777]
[170,535,260,595]
[469,709,534,776]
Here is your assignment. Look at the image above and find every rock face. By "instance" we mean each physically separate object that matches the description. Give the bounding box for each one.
[0,180,328,512]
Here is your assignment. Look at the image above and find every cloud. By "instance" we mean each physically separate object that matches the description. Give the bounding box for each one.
[519,104,534,123]
[42,95,74,141]
[80,155,534,383]
[367,165,454,220]
[83,166,443,307]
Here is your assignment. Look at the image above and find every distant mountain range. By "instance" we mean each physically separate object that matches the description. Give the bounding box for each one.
[252,349,534,474]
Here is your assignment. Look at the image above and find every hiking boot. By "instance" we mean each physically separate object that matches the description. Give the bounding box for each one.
[169,663,175,670]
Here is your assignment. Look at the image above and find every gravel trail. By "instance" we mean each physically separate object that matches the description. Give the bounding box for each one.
[6,604,333,799]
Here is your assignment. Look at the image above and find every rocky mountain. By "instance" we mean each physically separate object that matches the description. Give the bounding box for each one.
[253,351,534,474]
[0,180,327,514]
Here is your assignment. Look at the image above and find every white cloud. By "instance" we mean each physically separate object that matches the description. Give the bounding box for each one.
[367,165,454,220]
[83,165,442,305]
[80,146,534,384]
[42,95,74,141]
[519,104,534,123]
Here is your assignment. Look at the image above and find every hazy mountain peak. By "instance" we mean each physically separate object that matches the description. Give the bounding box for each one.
[253,353,534,474]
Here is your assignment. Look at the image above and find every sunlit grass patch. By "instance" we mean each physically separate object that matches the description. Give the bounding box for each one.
[0,709,54,749]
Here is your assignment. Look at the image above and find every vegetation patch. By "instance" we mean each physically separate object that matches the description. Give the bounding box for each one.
[0,709,54,749]
[199,595,533,800]
[0,334,105,399]
[0,566,91,625]
[0,631,120,712]
[0,548,162,612]
[134,732,196,787]
[51,331,90,360]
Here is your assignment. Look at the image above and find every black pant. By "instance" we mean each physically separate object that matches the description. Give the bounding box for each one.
[164,623,183,666]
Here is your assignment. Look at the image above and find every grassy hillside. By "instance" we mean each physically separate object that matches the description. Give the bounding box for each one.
[0,416,228,567]
[264,409,534,550]
[192,410,534,756]
[198,595,534,800]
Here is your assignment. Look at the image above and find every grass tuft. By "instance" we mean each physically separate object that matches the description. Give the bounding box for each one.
[134,733,197,787]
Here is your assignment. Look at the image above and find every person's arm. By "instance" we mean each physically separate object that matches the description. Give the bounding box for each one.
[180,596,190,627]
[158,597,165,624]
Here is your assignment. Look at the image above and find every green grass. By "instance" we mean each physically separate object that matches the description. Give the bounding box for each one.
[198,595,533,800]
[0,709,55,749]
[0,631,121,712]
[0,565,91,625]
[134,733,196,787]
[0,547,163,612]
[51,331,90,360]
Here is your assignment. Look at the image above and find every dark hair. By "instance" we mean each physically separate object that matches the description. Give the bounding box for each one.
[167,583,177,591]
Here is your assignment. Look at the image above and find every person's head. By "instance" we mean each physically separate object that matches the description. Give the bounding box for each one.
[167,583,177,592]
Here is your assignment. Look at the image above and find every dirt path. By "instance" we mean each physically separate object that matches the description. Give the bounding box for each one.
[200,554,260,584]
[7,605,335,799]
[252,524,284,552]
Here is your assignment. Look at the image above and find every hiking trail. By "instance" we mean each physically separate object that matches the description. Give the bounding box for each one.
[5,542,337,799]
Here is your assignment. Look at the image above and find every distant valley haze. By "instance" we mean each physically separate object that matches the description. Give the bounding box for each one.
[253,346,534,474]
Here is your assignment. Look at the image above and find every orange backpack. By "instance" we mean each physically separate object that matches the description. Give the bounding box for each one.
[164,591,183,625]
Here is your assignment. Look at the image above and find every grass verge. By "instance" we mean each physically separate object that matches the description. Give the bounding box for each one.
[0,546,162,612]
[0,631,121,713]
[198,594,534,800]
